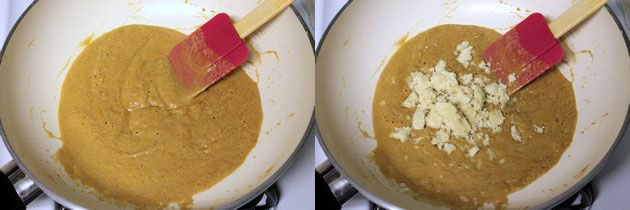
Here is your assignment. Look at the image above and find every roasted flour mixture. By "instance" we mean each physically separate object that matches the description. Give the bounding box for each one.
[57,25,263,208]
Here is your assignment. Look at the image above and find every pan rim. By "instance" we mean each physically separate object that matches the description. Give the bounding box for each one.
[314,1,630,209]
[0,1,316,209]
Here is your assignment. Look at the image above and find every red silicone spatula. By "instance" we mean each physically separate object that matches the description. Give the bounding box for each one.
[483,0,608,95]
[168,0,293,97]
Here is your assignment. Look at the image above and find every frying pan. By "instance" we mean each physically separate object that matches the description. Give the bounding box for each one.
[316,0,630,209]
[0,0,314,209]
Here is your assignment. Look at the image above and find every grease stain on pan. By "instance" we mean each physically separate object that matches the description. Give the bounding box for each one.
[498,0,534,19]
[561,45,576,78]
[580,76,587,88]
[577,50,594,61]
[394,32,410,47]
[56,33,97,81]
[563,39,595,64]
[244,37,280,84]
[258,165,275,179]
[558,38,595,84]
[29,107,34,127]
[488,3,533,31]
[265,122,282,135]
[23,77,30,97]
[572,164,590,179]
[442,0,458,19]
[371,53,391,80]
[186,1,214,20]
[371,32,412,80]
[355,111,374,139]
[204,8,217,15]
[246,42,262,83]
[27,36,37,48]
[80,33,95,47]
[55,56,74,81]
[264,113,295,135]
[442,0,457,6]
[342,39,350,48]
[127,0,142,7]
[126,0,144,21]
[510,8,531,19]
[497,0,531,12]
[265,74,278,89]
[559,39,577,82]
[580,110,611,135]
[39,109,60,139]
[338,76,346,96]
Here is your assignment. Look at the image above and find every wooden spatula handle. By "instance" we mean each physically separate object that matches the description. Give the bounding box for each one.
[548,0,608,38]
[234,0,294,38]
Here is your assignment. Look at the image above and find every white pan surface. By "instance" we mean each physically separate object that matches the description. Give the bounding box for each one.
[0,0,314,209]
[316,0,630,209]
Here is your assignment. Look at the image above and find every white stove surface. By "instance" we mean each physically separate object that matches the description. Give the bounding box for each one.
[314,1,630,209]
[0,1,315,209]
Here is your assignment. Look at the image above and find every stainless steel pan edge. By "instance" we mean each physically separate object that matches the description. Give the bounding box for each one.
[0,1,316,209]
[314,1,630,209]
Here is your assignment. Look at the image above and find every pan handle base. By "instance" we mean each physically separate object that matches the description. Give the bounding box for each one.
[315,160,357,208]
[1,160,43,209]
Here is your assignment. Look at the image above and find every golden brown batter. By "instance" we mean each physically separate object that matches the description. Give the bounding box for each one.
[372,25,577,209]
[57,25,263,208]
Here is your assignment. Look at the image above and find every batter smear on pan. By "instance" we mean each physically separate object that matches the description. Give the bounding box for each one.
[372,25,577,209]
[57,25,263,208]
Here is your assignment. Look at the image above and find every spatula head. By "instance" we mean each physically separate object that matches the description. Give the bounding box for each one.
[168,13,248,96]
[483,13,563,94]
